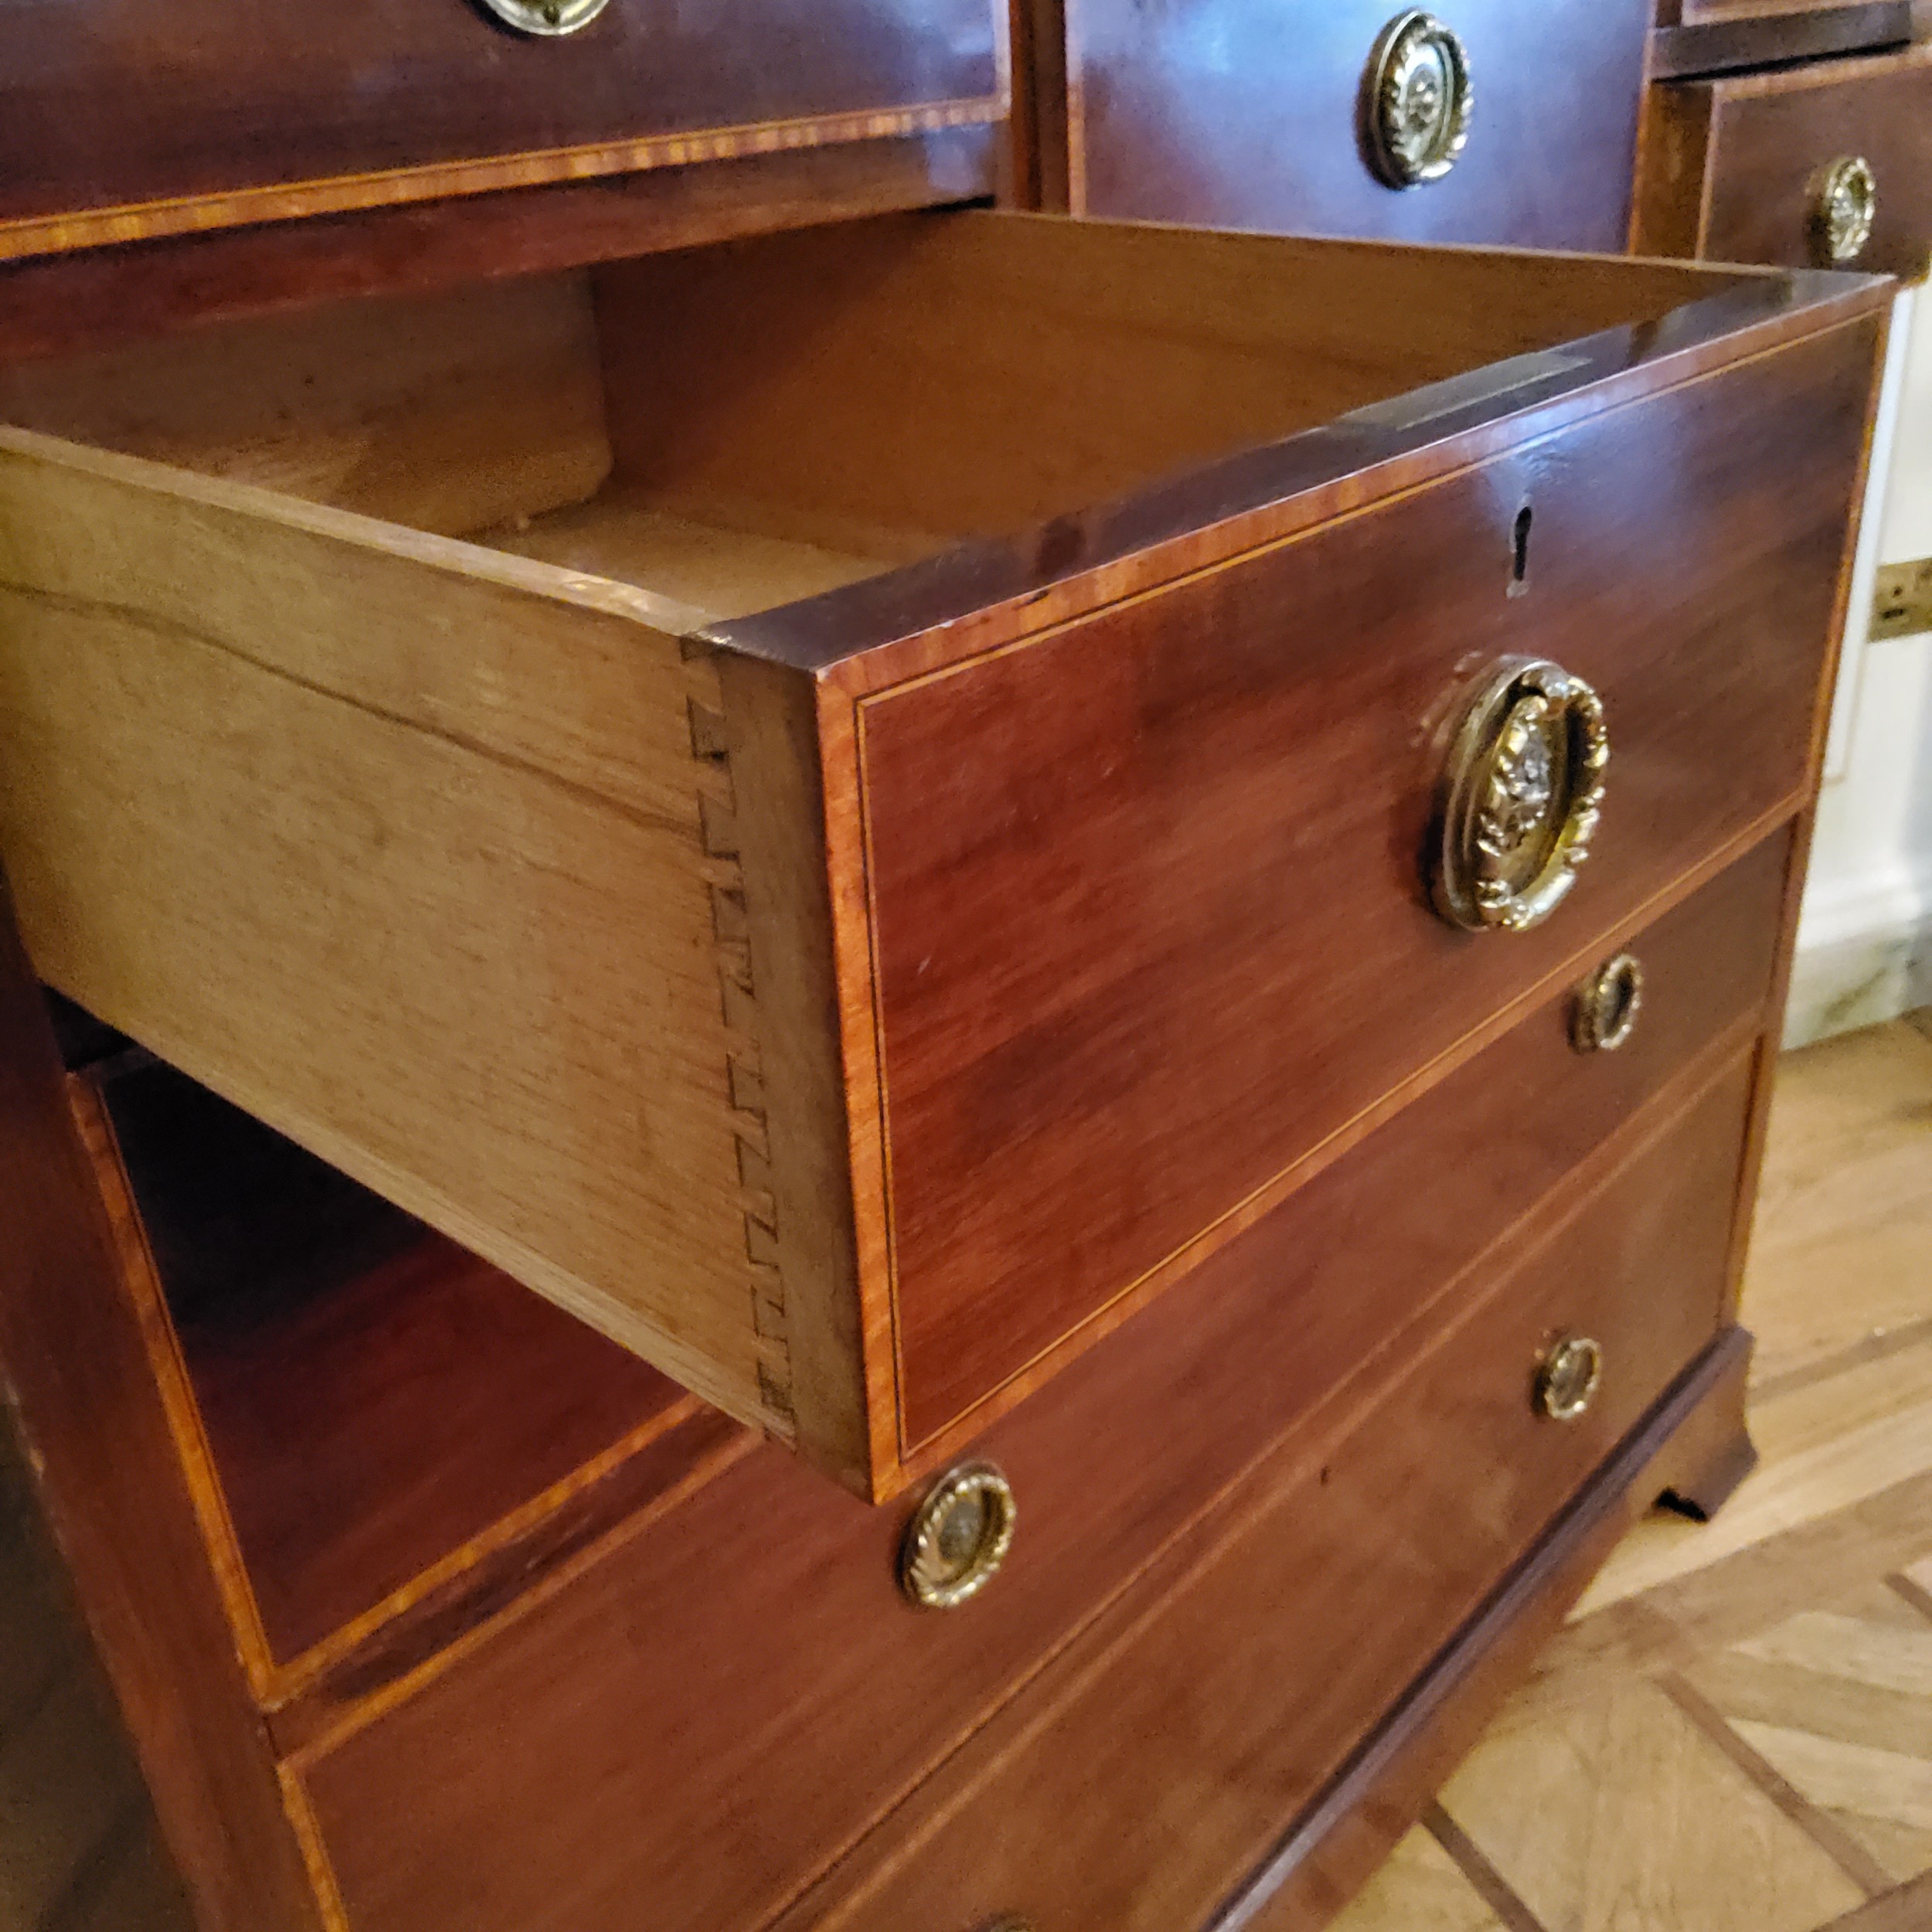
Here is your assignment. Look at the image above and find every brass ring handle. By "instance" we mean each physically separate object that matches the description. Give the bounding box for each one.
[1810,156,1877,266]
[477,0,610,34]
[1432,658,1610,934]
[1363,11,1474,187]
[1534,1335,1604,1423]
[1573,951,1644,1053]
[899,1462,1016,1610]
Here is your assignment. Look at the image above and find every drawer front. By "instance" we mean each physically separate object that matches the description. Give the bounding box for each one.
[794,1060,1757,1932]
[862,324,1865,1451]
[294,844,1781,1932]
[1638,44,1932,273]
[1658,0,1876,24]
[1060,0,1650,250]
[0,0,998,250]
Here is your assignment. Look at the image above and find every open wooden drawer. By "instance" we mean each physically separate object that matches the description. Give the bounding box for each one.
[0,209,1885,1498]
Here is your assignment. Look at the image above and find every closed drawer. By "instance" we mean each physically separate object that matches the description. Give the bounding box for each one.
[1636,43,1932,272]
[0,209,1879,1498]
[867,332,1853,1455]
[0,0,1000,257]
[284,845,1778,1932]
[779,1059,1760,1932]
[1055,0,1651,250]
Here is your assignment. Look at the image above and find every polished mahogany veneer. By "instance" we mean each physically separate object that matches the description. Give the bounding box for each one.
[1036,0,1650,248]
[86,1056,685,1668]
[0,0,1001,259]
[858,330,1863,1449]
[773,1064,1758,1932]
[287,869,1767,1932]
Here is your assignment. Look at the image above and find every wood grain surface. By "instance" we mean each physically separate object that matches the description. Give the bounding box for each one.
[856,321,1869,1451]
[1648,4,1911,81]
[1053,0,1650,249]
[1321,1013,1932,1932]
[591,211,1735,558]
[1656,0,1886,25]
[292,896,1767,1931]
[0,128,998,366]
[0,210,1883,1496]
[1226,1332,1760,1932]
[0,426,781,1432]
[880,827,1786,1454]
[0,0,998,257]
[0,273,612,536]
[1636,43,1932,275]
[9,1013,1922,1932]
[770,1065,1755,1932]
[700,224,1876,682]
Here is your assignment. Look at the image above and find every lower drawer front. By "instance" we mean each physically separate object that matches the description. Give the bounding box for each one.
[290,835,1777,1932]
[802,1060,1756,1932]
[1640,43,1932,272]
[289,844,1778,1932]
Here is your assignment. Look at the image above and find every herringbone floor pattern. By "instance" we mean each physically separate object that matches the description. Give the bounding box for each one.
[2,1019,1929,1931]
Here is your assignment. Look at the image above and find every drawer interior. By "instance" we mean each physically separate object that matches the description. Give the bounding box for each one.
[0,210,1735,617]
[70,1036,685,1672]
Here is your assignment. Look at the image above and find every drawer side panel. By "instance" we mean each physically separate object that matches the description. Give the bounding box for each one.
[0,437,777,1430]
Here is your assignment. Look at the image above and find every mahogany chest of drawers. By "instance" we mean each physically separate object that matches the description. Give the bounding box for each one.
[0,5,1894,1930]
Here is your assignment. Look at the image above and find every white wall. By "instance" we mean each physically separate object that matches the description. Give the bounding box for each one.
[1787,285,1932,1045]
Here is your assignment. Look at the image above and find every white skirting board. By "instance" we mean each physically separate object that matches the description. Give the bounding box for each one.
[1786,861,1932,1046]
[1788,286,1932,1048]
[1789,625,1932,1046]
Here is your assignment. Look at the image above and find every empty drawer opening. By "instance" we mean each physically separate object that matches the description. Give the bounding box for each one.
[65,1020,690,1674]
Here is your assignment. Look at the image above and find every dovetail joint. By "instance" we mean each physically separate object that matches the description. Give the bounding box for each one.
[685,647,796,1444]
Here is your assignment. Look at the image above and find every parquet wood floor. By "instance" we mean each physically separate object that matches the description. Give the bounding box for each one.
[1336,1018,1932,1932]
[2,1022,1927,1931]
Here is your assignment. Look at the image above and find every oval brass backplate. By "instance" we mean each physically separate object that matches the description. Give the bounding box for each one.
[1573,951,1644,1053]
[477,0,611,35]
[1534,1335,1604,1422]
[1432,657,1610,934]
[1810,155,1877,267]
[1363,10,1475,187]
[899,1462,1017,1610]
